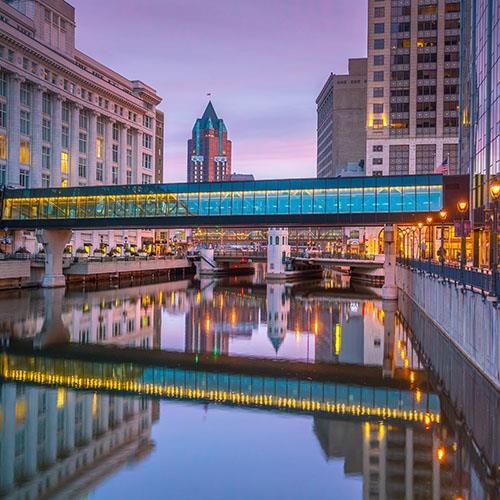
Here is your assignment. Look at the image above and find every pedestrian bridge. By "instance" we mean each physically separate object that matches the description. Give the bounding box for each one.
[0,174,468,229]
[0,347,440,427]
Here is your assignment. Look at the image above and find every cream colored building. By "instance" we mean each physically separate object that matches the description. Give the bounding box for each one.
[0,0,163,253]
[366,0,460,176]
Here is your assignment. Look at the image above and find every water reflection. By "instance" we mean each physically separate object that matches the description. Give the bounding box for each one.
[0,273,496,499]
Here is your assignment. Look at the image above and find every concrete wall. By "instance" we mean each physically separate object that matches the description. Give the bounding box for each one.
[65,258,191,276]
[396,266,499,387]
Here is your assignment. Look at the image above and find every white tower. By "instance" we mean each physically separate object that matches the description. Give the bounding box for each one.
[266,228,290,278]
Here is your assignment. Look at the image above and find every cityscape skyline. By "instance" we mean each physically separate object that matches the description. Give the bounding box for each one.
[72,0,368,182]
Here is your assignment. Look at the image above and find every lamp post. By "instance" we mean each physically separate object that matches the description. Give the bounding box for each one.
[457,200,468,285]
[426,216,433,274]
[489,180,500,298]
[411,226,416,260]
[418,222,423,261]
[439,210,447,276]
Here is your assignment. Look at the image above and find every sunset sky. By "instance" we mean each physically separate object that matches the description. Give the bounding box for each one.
[72,0,368,182]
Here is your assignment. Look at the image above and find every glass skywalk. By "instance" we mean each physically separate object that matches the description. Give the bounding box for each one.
[1,175,445,228]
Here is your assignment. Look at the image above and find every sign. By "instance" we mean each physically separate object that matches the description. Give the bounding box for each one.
[454,221,471,237]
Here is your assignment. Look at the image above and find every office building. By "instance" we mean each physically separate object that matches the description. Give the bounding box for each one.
[0,0,163,252]
[316,58,368,178]
[155,109,164,183]
[187,101,231,182]
[365,0,461,176]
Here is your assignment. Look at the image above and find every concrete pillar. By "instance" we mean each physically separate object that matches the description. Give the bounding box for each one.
[82,394,93,443]
[382,224,398,300]
[44,390,58,465]
[25,388,38,477]
[119,124,129,184]
[69,103,81,186]
[63,391,76,453]
[0,384,16,492]
[7,73,22,186]
[51,94,63,187]
[30,85,44,188]
[382,300,397,378]
[266,228,290,278]
[88,110,97,184]
[40,229,72,288]
[34,287,70,348]
[98,395,110,434]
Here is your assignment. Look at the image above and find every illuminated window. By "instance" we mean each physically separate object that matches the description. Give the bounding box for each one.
[61,178,68,187]
[0,134,6,160]
[19,139,30,165]
[96,137,103,159]
[60,151,69,175]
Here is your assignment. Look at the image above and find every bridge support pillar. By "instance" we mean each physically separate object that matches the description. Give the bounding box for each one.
[34,288,70,349]
[40,229,72,288]
[382,224,398,300]
[382,299,397,378]
[266,228,290,279]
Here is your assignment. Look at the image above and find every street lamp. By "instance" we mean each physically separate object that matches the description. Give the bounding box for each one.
[489,180,500,298]
[439,210,447,275]
[411,226,416,260]
[417,222,423,261]
[457,200,468,285]
[426,216,433,274]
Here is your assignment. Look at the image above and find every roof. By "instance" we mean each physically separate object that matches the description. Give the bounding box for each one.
[193,101,227,132]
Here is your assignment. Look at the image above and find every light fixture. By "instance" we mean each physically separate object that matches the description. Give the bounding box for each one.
[439,210,447,220]
[490,179,500,201]
[457,200,468,213]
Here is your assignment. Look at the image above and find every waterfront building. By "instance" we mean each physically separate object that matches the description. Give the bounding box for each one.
[316,58,368,178]
[231,173,255,181]
[187,101,231,183]
[0,0,163,252]
[365,0,461,176]
[155,110,164,183]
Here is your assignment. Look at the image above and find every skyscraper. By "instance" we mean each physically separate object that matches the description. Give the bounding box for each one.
[316,58,367,178]
[365,0,461,176]
[187,101,231,182]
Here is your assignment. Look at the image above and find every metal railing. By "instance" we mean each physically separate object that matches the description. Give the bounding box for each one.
[397,257,498,298]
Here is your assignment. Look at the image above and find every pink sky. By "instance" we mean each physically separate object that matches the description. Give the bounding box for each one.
[72,0,367,182]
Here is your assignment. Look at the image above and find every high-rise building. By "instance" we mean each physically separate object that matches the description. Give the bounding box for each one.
[0,0,163,252]
[155,110,164,183]
[316,58,368,178]
[365,0,461,176]
[187,101,231,183]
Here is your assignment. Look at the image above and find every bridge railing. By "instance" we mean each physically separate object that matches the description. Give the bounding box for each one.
[397,257,498,298]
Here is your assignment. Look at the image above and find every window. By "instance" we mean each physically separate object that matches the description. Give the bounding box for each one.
[374,23,384,33]
[79,111,88,130]
[126,149,132,167]
[142,173,152,184]
[418,4,437,15]
[96,117,104,136]
[42,94,51,115]
[42,173,50,187]
[112,123,119,141]
[373,145,383,152]
[143,133,153,149]
[373,87,384,97]
[19,169,29,187]
[443,144,458,174]
[374,55,384,66]
[96,137,103,160]
[374,7,384,17]
[96,162,103,181]
[20,83,32,107]
[416,101,436,112]
[391,102,409,113]
[79,132,87,154]
[62,125,69,149]
[112,166,118,184]
[0,164,5,185]
[42,118,51,142]
[142,153,152,169]
[126,170,132,184]
[373,103,383,113]
[389,145,409,175]
[372,158,383,165]
[416,144,436,173]
[143,115,153,128]
[20,111,30,135]
[126,129,133,146]
[112,144,119,163]
[374,39,384,49]
[0,134,6,159]
[78,157,87,178]
[0,72,6,97]
[0,102,6,128]
[392,71,410,81]
[62,101,70,123]
[61,151,69,175]
[373,71,384,81]
[373,118,383,129]
[42,146,50,169]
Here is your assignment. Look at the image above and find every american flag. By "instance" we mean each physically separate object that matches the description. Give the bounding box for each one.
[435,157,449,174]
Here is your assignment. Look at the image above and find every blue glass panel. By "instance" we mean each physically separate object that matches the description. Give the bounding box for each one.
[389,186,403,212]
[177,193,187,215]
[277,190,290,214]
[403,186,416,211]
[351,187,363,212]
[232,191,243,215]
[199,193,209,215]
[338,188,350,213]
[313,189,325,213]
[254,191,266,214]
[266,191,278,214]
[209,192,220,215]
[243,191,254,215]
[158,196,168,216]
[377,187,389,212]
[220,192,231,215]
[290,190,301,214]
[416,186,429,211]
[429,186,442,210]
[187,192,199,215]
[325,189,338,213]
[364,187,376,212]
[302,189,313,213]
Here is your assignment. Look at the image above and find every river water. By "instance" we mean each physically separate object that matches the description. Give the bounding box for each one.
[0,268,497,499]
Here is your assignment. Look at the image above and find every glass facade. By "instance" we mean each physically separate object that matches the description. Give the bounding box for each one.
[1,176,444,223]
